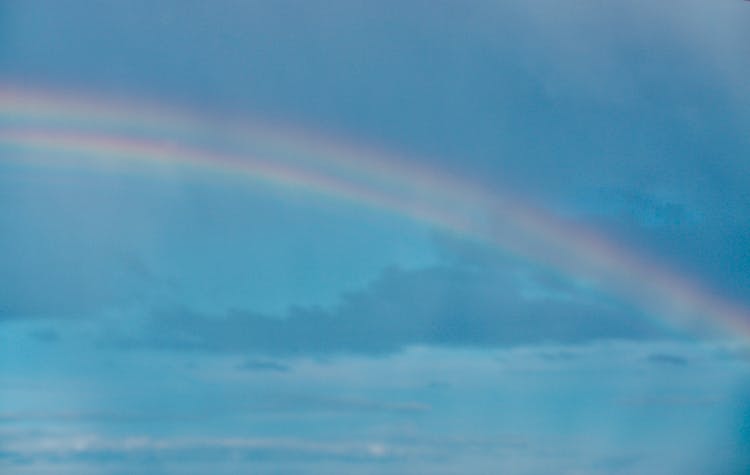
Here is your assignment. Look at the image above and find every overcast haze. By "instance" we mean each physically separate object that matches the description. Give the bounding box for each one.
[1,1,750,474]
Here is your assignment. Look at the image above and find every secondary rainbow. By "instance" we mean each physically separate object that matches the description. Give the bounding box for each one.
[1,84,748,340]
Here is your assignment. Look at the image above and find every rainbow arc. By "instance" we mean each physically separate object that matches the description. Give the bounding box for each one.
[2,84,748,339]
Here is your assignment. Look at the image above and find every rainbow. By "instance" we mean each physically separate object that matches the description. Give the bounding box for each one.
[1,84,748,339]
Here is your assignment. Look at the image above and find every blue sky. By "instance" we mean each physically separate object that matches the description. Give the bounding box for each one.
[1,1,750,474]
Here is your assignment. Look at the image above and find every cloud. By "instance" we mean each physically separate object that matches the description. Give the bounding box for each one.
[249,394,430,415]
[27,329,60,343]
[115,264,669,357]
[646,353,688,367]
[0,434,405,463]
[0,394,427,427]
[237,359,290,373]
[0,431,540,475]
[536,349,579,362]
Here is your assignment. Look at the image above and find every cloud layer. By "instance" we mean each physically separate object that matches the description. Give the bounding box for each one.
[119,264,667,356]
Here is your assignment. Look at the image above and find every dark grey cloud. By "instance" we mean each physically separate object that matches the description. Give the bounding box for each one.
[117,264,670,357]
[245,393,430,415]
[646,353,688,367]
[537,350,579,362]
[237,359,290,373]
